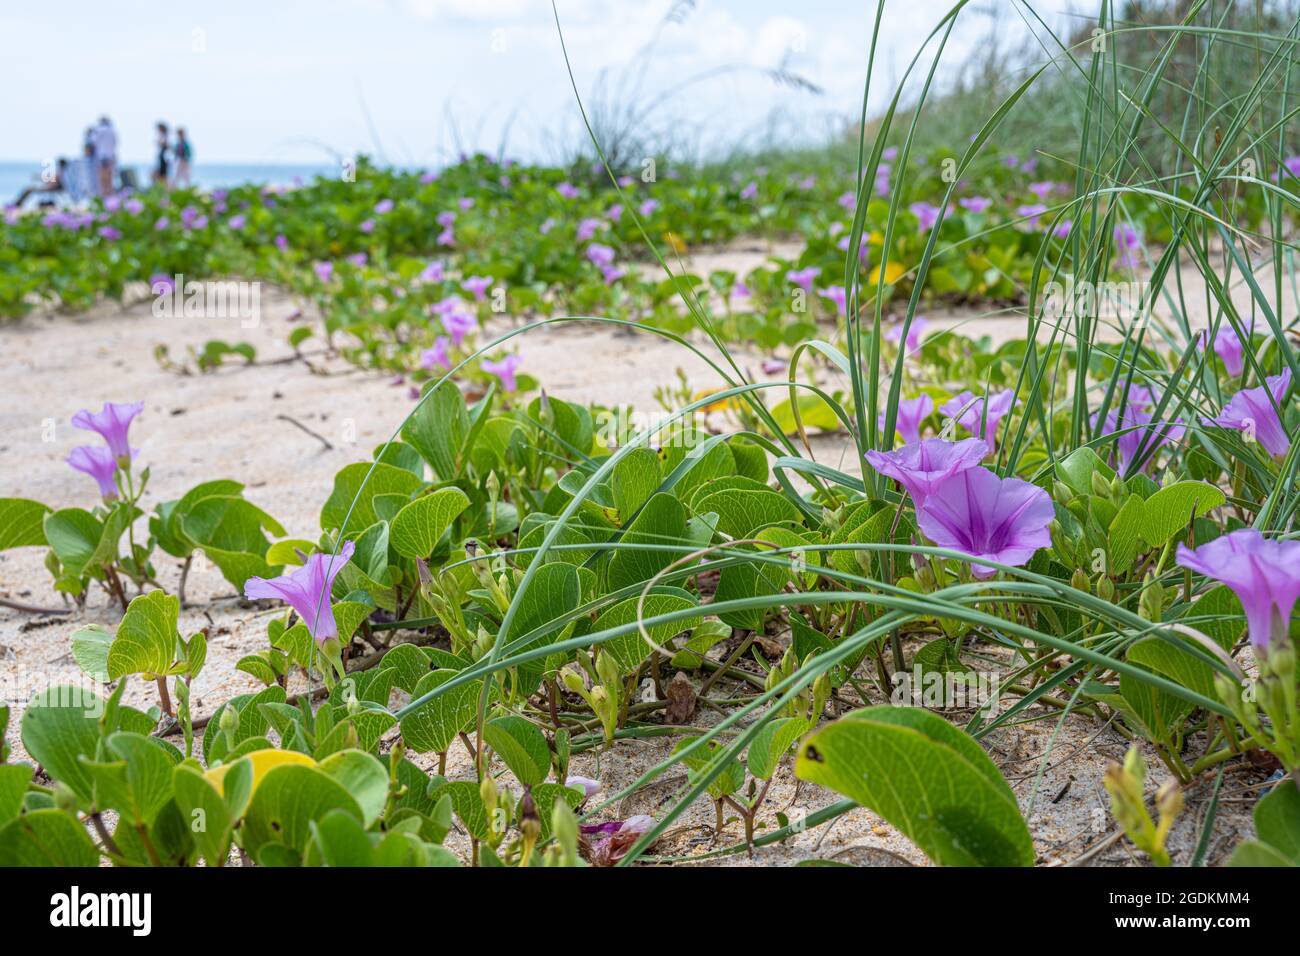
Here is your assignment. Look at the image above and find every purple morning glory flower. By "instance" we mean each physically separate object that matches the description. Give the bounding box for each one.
[786,267,820,293]
[910,202,942,231]
[67,445,122,500]
[437,227,455,246]
[864,437,988,504]
[1016,204,1048,228]
[882,146,898,161]
[458,197,474,210]
[1176,529,1300,651]
[97,225,121,241]
[959,196,992,213]
[227,214,246,230]
[419,337,452,371]
[837,191,856,210]
[124,198,144,215]
[639,199,659,216]
[462,275,492,301]
[72,400,143,466]
[436,211,457,228]
[761,358,786,375]
[346,253,367,268]
[359,219,375,234]
[914,466,1054,579]
[1213,322,1250,377]
[420,170,438,185]
[313,261,334,283]
[940,389,1017,448]
[606,204,622,222]
[482,354,521,392]
[420,260,445,283]
[1114,223,1141,268]
[374,198,394,214]
[150,273,175,295]
[586,243,616,269]
[275,234,289,251]
[818,285,847,317]
[1028,181,1056,199]
[556,182,579,199]
[576,217,602,242]
[154,216,170,231]
[1208,369,1292,457]
[1051,219,1074,239]
[885,316,929,353]
[879,394,935,445]
[600,265,625,285]
[740,182,758,200]
[440,309,476,346]
[1094,405,1185,474]
[244,542,356,644]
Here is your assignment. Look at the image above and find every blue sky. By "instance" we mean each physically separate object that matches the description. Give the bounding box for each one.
[0,1,1051,166]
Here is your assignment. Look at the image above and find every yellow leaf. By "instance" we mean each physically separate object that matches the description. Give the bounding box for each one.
[205,748,316,796]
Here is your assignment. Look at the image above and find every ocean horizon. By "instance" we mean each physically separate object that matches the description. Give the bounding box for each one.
[0,160,395,203]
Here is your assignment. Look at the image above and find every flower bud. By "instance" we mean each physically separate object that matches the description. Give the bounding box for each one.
[1096,576,1115,603]
[1070,568,1090,593]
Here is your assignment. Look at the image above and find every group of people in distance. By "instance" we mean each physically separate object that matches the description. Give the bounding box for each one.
[9,116,193,209]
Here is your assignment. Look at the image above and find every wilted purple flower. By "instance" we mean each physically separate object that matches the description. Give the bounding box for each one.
[910,202,942,231]
[437,227,455,246]
[67,445,122,500]
[482,354,521,392]
[581,814,654,866]
[556,182,579,199]
[72,400,143,466]
[883,394,935,445]
[244,542,356,644]
[915,466,1054,578]
[586,243,616,268]
[818,285,847,317]
[576,217,602,241]
[941,389,1016,448]
[359,218,375,234]
[959,196,993,213]
[885,316,929,353]
[227,214,246,230]
[440,309,476,346]
[1213,322,1251,377]
[374,198,394,214]
[786,267,820,292]
[864,437,988,504]
[420,260,445,283]
[761,357,786,375]
[639,199,659,217]
[462,275,492,301]
[97,225,121,241]
[313,260,334,283]
[1176,529,1300,651]
[740,182,758,200]
[419,337,452,371]
[1208,368,1292,457]
[565,775,601,798]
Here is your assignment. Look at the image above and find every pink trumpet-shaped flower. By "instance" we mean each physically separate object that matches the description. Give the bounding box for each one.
[879,395,934,445]
[67,445,122,500]
[72,400,143,466]
[1208,369,1292,457]
[885,316,929,353]
[786,267,820,292]
[419,337,452,371]
[864,437,988,505]
[915,466,1054,579]
[940,389,1016,449]
[1213,322,1251,377]
[1176,529,1300,651]
[482,354,521,392]
[244,541,356,644]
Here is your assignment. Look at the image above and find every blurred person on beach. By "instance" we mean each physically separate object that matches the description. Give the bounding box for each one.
[91,116,117,195]
[152,122,171,187]
[173,127,193,188]
[10,158,68,208]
